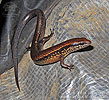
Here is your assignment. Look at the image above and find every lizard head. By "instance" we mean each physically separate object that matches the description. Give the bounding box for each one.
[70,38,91,50]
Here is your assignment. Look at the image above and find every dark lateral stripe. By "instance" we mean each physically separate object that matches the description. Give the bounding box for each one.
[37,45,71,61]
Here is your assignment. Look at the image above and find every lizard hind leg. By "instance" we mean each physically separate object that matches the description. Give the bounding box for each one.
[38,28,54,50]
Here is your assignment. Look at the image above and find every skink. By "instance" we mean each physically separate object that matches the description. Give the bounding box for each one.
[12,9,91,91]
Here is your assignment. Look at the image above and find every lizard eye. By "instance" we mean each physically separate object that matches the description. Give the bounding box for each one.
[80,42,85,45]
